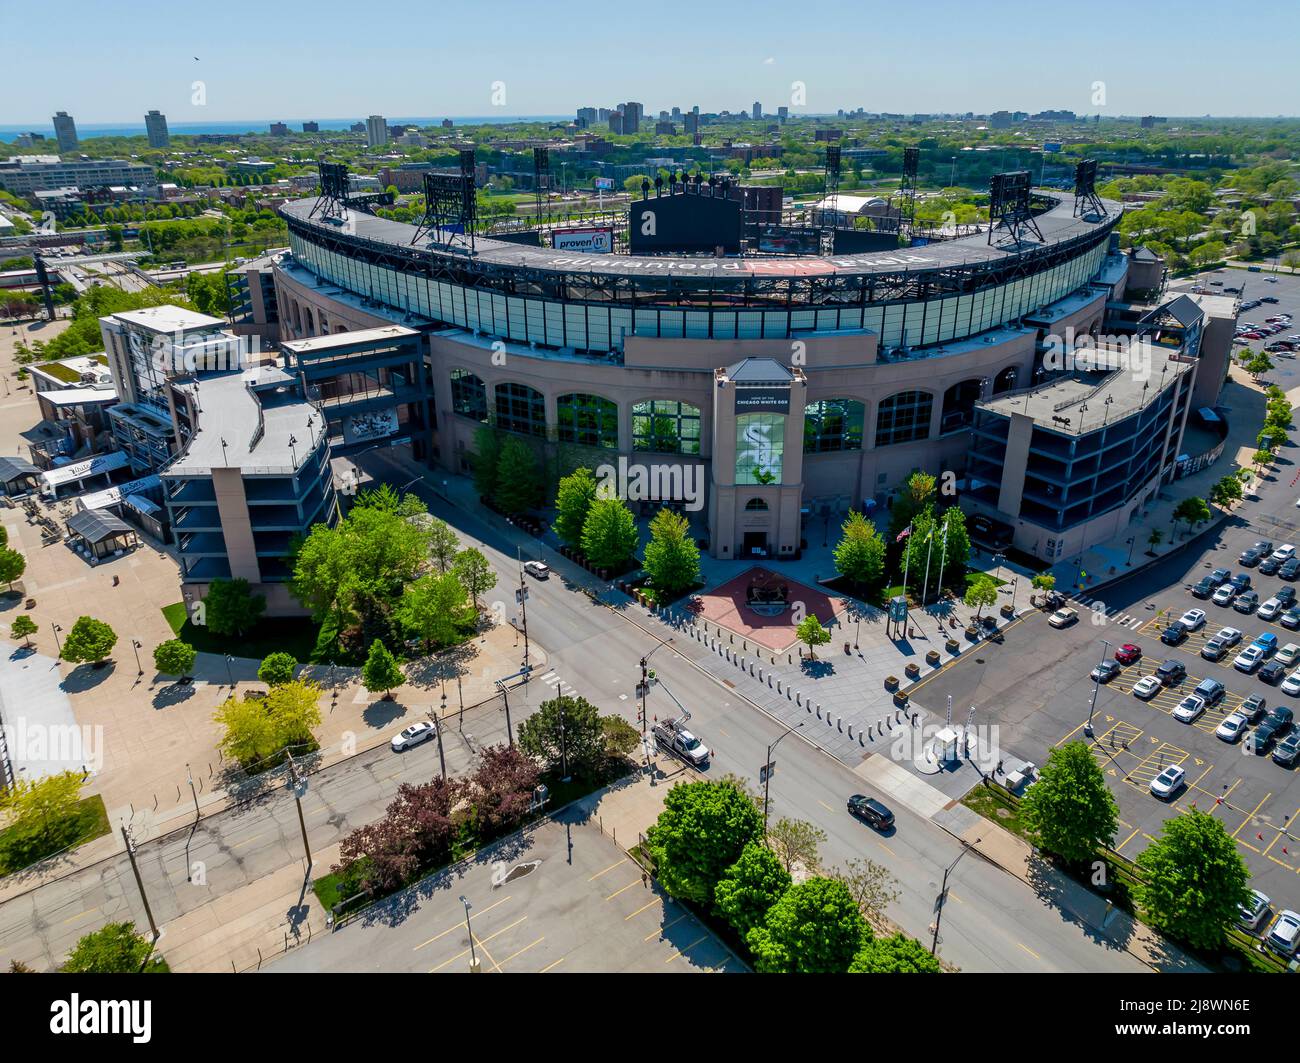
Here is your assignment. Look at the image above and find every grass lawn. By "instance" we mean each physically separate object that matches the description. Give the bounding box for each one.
[161,603,324,662]
[0,794,111,876]
[961,782,1028,840]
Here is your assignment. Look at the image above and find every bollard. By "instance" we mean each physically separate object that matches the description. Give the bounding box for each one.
[768,674,773,688]
[858,732,865,746]
[796,692,802,705]
[787,687,792,700]
[847,724,854,739]
[836,719,842,732]
[758,666,764,681]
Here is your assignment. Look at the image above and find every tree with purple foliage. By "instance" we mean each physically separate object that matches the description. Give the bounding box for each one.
[468,744,541,836]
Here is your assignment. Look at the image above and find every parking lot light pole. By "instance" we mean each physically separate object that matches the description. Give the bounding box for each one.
[131,638,143,676]
[428,700,447,781]
[459,895,480,973]
[1084,639,1113,738]
[1126,537,1137,566]
[763,721,805,838]
[931,837,980,956]
[51,622,62,659]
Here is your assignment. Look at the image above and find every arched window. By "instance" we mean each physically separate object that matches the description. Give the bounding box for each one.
[449,368,488,422]
[993,366,1018,394]
[495,381,546,437]
[940,379,983,434]
[744,497,769,511]
[804,398,865,453]
[632,399,702,455]
[303,307,315,336]
[556,393,618,449]
[874,390,933,448]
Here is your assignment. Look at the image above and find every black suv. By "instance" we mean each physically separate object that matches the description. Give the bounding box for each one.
[1254,707,1295,753]
[1274,732,1300,767]
[1278,587,1297,606]
[847,795,895,830]
[1261,556,1283,576]
[1240,547,1266,568]
[1161,621,1189,645]
[1192,576,1218,599]
[1156,659,1187,686]
[1230,573,1253,593]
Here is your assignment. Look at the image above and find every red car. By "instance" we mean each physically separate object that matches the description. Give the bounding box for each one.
[1114,643,1143,665]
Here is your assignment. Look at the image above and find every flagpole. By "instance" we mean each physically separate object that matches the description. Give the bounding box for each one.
[936,515,949,609]
[898,524,912,640]
[921,526,934,608]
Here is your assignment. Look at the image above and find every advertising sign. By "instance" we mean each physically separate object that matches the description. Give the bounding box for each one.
[733,388,790,414]
[342,407,399,445]
[593,177,615,190]
[552,227,614,253]
[736,413,785,485]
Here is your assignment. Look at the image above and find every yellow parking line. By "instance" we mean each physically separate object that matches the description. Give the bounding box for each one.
[605,880,640,902]
[588,859,625,881]
[817,800,835,814]
[625,899,659,921]
[1017,942,1041,960]
[428,917,527,972]
[646,914,688,941]
[495,936,545,970]
[540,956,565,973]
[1231,793,1273,839]
[413,895,512,950]
[665,935,708,963]
[1117,826,1141,849]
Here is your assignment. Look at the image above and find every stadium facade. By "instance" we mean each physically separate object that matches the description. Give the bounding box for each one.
[226,187,1228,565]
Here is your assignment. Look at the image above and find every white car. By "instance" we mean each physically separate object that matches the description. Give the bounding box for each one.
[1150,764,1186,799]
[1278,642,1300,667]
[391,721,436,751]
[1048,607,1078,628]
[1216,711,1250,742]
[1213,626,1243,647]
[1178,608,1207,631]
[1274,544,1297,562]
[1283,671,1300,696]
[1266,910,1300,958]
[1213,584,1238,605]
[1239,889,1271,930]
[1132,675,1162,700]
[523,560,550,579]
[1172,695,1206,723]
[1259,597,1284,621]
[1234,645,1266,672]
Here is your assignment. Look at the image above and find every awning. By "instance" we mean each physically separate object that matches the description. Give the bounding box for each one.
[123,493,161,515]
[40,387,118,408]
[78,474,161,512]
[38,450,129,489]
[65,507,133,545]
[0,456,38,482]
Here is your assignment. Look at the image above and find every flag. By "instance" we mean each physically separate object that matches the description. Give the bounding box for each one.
[925,527,934,543]
[896,527,912,542]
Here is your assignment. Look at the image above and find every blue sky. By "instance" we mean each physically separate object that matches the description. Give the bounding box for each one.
[4,0,1297,123]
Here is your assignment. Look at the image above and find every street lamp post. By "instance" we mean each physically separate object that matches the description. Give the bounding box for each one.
[285,750,312,870]
[459,895,480,973]
[762,721,805,837]
[1084,638,1113,738]
[131,638,143,676]
[224,654,235,688]
[1126,536,1137,566]
[931,838,980,956]
[430,698,448,781]
[51,622,62,659]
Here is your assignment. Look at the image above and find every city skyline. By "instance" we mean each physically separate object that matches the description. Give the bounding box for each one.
[3,0,1297,125]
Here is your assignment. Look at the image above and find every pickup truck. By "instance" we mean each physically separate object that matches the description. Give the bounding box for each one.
[653,717,710,767]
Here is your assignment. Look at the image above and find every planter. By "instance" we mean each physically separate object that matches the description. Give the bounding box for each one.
[904,663,921,679]
[844,642,852,655]
[884,675,899,691]
[925,650,940,666]
[1001,604,1014,617]
[965,625,981,641]
[892,690,910,708]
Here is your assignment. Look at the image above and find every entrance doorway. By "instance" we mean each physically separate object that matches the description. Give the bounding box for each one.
[742,531,769,558]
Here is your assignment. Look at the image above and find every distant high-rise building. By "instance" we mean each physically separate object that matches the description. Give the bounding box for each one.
[577,107,597,125]
[366,115,389,148]
[622,102,643,134]
[269,121,289,136]
[1140,115,1167,128]
[350,121,365,133]
[442,118,454,129]
[684,112,700,134]
[752,102,762,120]
[608,111,625,135]
[671,107,681,120]
[144,110,170,148]
[52,111,77,153]
[777,106,789,121]
[302,120,319,133]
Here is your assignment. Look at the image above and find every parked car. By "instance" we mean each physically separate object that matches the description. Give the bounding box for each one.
[1193,678,1226,705]
[1276,643,1300,667]
[1240,546,1266,567]
[390,722,436,752]
[1179,608,1207,631]
[1090,660,1122,683]
[1150,764,1186,799]
[1277,557,1300,579]
[1155,659,1186,686]
[1235,645,1267,672]
[1278,587,1298,606]
[1172,694,1206,723]
[1281,605,1300,629]
[1265,910,1300,958]
[1114,643,1143,665]
[1216,711,1251,743]
[1201,637,1230,662]
[1239,889,1272,930]
[1191,576,1217,599]
[1255,707,1295,752]
[1241,694,1268,722]
[1254,632,1279,655]
[523,560,550,579]
[1161,621,1189,645]
[1260,660,1288,685]
[1048,608,1078,628]
[1259,597,1285,621]
[847,794,894,830]
[1233,590,1260,614]
[1273,731,1300,767]
[1213,584,1238,606]
[1133,675,1162,700]
[1209,567,1232,585]
[1260,557,1283,577]
[1230,572,1254,592]
[1274,545,1297,563]
[1279,670,1300,696]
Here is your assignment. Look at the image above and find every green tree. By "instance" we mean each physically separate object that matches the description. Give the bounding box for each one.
[60,616,117,665]
[1030,573,1056,605]
[849,933,942,973]
[9,614,37,648]
[426,517,460,574]
[963,575,998,618]
[471,425,501,499]
[1147,528,1164,553]
[645,779,764,906]
[746,877,868,974]
[937,506,972,585]
[581,497,639,572]
[213,679,322,766]
[361,640,405,699]
[257,651,298,687]
[493,435,542,515]
[396,572,470,651]
[0,547,25,592]
[1019,741,1119,863]
[833,509,886,589]
[152,639,196,679]
[1133,809,1251,950]
[713,841,792,937]
[832,857,901,928]
[63,923,165,973]
[887,470,936,542]
[516,694,605,779]
[203,577,267,637]
[452,547,497,613]
[1209,474,1243,509]
[795,614,831,660]
[767,816,826,875]
[554,466,597,549]
[1172,496,1212,536]
[0,770,85,864]
[642,508,700,598]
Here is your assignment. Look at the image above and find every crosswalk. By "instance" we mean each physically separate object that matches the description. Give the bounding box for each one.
[539,670,578,698]
[1069,593,1145,630]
